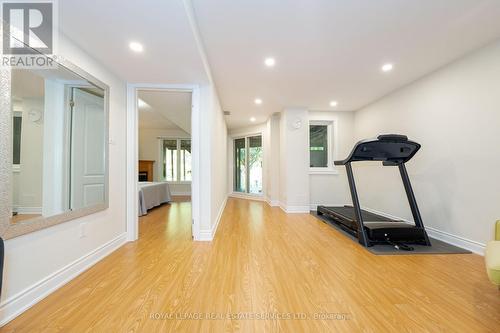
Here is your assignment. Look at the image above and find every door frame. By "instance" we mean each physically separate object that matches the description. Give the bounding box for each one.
[230,131,265,198]
[69,87,106,210]
[126,83,200,241]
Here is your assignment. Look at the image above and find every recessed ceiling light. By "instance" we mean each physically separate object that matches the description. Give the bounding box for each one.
[254,98,263,105]
[330,101,338,107]
[264,57,276,67]
[129,41,144,53]
[381,63,394,72]
[250,117,256,122]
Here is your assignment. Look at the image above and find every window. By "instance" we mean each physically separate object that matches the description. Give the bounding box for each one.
[309,121,333,170]
[234,135,262,194]
[162,138,191,182]
[163,140,177,181]
[13,112,22,166]
[180,139,192,181]
[310,125,328,168]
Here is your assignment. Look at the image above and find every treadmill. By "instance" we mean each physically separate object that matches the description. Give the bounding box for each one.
[317,134,431,248]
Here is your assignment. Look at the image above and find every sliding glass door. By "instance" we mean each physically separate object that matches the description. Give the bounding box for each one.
[248,136,262,194]
[234,135,262,195]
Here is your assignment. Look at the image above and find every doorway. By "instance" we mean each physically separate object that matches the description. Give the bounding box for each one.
[126,84,200,241]
[234,135,263,195]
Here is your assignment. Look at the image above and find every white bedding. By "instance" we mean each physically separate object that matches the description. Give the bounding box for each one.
[138,182,172,216]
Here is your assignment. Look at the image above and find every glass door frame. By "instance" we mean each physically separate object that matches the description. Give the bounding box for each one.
[234,137,247,193]
[233,133,263,196]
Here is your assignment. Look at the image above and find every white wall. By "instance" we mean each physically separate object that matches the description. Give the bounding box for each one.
[257,109,354,211]
[1,34,127,323]
[279,111,287,207]
[265,114,280,206]
[354,40,500,248]
[12,98,44,213]
[279,108,310,212]
[308,111,354,209]
[210,91,228,232]
[138,127,191,195]
[196,84,228,240]
[227,112,354,209]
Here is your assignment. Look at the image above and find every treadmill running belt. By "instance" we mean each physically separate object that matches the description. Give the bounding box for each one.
[320,206,398,223]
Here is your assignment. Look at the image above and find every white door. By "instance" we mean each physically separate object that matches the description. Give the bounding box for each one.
[70,88,105,210]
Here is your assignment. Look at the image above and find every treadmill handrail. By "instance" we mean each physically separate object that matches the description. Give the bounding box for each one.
[334,134,421,165]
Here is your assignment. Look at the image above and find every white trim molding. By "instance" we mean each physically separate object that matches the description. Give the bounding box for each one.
[266,197,280,207]
[309,203,344,211]
[309,168,339,175]
[126,83,201,242]
[0,233,128,326]
[308,119,339,172]
[425,227,485,255]
[198,196,227,241]
[229,192,265,201]
[12,207,42,214]
[279,203,310,214]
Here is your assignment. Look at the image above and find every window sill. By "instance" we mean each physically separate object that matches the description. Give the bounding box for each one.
[309,168,339,175]
[166,181,191,185]
[13,165,21,173]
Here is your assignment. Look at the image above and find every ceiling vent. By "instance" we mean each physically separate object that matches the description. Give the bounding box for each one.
[223,111,231,116]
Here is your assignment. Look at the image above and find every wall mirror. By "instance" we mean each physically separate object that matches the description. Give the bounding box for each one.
[0,58,109,239]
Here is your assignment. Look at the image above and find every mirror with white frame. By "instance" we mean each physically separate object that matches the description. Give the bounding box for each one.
[0,60,109,239]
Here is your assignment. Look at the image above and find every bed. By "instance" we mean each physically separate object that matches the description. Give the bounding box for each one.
[138,182,172,216]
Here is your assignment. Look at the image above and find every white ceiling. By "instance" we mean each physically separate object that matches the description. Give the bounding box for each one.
[138,90,192,133]
[60,0,209,84]
[192,0,500,128]
[60,0,500,129]
[138,104,178,131]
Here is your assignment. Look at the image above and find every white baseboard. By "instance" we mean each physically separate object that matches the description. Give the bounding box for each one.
[266,198,279,207]
[0,233,128,326]
[229,192,265,201]
[198,196,227,241]
[425,227,485,255]
[170,192,191,196]
[198,230,212,241]
[279,202,310,214]
[12,206,42,214]
[309,203,344,211]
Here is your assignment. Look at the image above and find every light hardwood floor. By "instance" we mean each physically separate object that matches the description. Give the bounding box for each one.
[10,214,41,224]
[2,198,499,332]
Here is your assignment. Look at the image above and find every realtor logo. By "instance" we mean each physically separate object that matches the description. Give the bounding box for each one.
[1,1,57,67]
[2,1,53,54]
